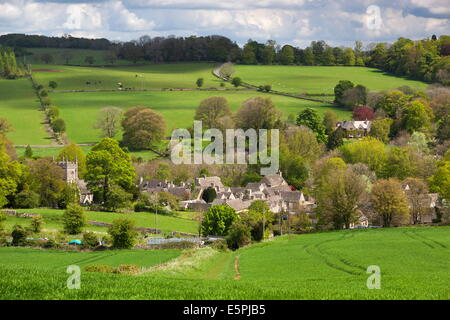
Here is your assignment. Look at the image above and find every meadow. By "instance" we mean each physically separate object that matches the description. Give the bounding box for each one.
[8,208,200,234]
[234,65,429,94]
[0,227,448,299]
[0,78,50,145]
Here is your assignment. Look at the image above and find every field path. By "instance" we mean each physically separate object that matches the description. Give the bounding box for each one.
[234,255,241,280]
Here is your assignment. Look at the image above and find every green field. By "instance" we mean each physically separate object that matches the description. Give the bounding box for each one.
[25,48,141,66]
[0,227,448,299]
[0,78,49,145]
[11,208,200,234]
[51,90,345,143]
[234,65,429,94]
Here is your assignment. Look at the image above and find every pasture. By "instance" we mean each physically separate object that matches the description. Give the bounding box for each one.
[0,78,49,145]
[50,90,345,143]
[234,65,429,94]
[0,227,448,299]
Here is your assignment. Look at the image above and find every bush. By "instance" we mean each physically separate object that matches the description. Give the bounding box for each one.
[63,204,86,234]
[11,225,28,246]
[226,223,252,250]
[42,239,59,249]
[49,81,58,89]
[0,237,8,247]
[31,215,44,233]
[108,218,137,249]
[51,118,66,133]
[82,232,99,248]
[14,190,40,208]
[210,238,228,251]
[0,211,6,232]
[201,205,238,236]
[103,185,132,212]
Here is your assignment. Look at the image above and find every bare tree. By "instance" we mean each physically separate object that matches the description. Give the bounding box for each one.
[94,107,124,138]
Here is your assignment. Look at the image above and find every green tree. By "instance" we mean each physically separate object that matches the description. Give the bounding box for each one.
[31,215,43,233]
[340,137,387,174]
[375,90,408,117]
[28,157,64,207]
[226,222,252,250]
[63,203,86,234]
[231,77,242,88]
[401,101,431,133]
[94,106,124,139]
[196,77,204,88]
[57,182,80,209]
[322,110,338,134]
[104,184,133,212]
[84,56,95,65]
[51,118,66,134]
[245,200,274,241]
[194,97,232,130]
[327,129,345,150]
[108,218,137,249]
[296,108,327,143]
[429,153,450,200]
[279,45,295,65]
[24,145,33,158]
[0,211,6,232]
[371,178,410,227]
[380,147,414,179]
[334,80,354,105]
[48,81,58,89]
[201,187,217,203]
[235,97,282,130]
[370,118,393,143]
[11,225,28,246]
[85,138,136,204]
[121,106,166,150]
[201,205,238,236]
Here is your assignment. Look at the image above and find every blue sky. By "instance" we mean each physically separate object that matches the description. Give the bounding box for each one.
[0,0,448,47]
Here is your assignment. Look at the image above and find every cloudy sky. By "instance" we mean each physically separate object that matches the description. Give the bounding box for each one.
[0,0,449,47]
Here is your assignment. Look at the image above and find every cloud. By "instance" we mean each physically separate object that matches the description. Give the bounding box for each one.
[0,0,448,45]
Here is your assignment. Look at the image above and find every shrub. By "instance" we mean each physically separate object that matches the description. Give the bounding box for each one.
[14,190,39,208]
[210,238,228,251]
[51,118,66,133]
[104,185,132,212]
[0,211,6,232]
[82,232,99,248]
[31,215,44,233]
[49,81,58,89]
[201,187,217,203]
[226,223,252,250]
[108,218,137,249]
[231,77,242,88]
[63,204,86,234]
[0,237,8,247]
[11,225,28,246]
[117,264,141,274]
[201,205,238,236]
[42,239,59,249]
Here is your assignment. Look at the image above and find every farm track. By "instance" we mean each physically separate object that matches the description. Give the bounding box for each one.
[402,229,449,251]
[303,231,365,276]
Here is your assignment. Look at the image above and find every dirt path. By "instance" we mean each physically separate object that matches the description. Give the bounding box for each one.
[234,254,241,280]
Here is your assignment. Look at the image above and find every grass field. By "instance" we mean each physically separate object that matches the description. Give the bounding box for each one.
[12,208,200,234]
[25,48,140,66]
[234,65,429,94]
[31,63,220,90]
[0,78,49,145]
[0,227,448,299]
[50,90,345,143]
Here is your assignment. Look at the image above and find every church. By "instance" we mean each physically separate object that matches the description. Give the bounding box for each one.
[57,160,94,205]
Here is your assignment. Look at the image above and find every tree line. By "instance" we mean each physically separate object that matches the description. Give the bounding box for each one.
[0,46,23,79]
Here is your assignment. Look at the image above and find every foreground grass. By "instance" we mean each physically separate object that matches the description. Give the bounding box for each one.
[13,208,200,234]
[0,227,448,299]
[234,65,429,94]
[0,78,49,145]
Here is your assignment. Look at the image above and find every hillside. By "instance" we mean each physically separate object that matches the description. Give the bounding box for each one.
[0,227,448,299]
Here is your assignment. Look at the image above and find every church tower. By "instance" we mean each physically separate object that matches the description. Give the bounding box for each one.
[57,159,78,183]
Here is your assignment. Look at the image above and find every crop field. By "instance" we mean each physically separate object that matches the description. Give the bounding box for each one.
[0,78,50,145]
[12,208,200,234]
[0,227,448,299]
[50,90,345,143]
[234,65,429,94]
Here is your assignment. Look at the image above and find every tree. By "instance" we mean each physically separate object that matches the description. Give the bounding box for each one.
[343,48,356,65]
[121,106,166,150]
[437,115,450,142]
[334,80,354,105]
[85,138,136,204]
[58,182,80,209]
[218,63,235,79]
[429,153,450,200]
[370,118,393,143]
[41,53,53,64]
[196,78,204,88]
[194,97,232,130]
[340,137,387,174]
[341,85,367,110]
[296,108,327,143]
[201,187,217,203]
[94,106,123,138]
[108,218,137,249]
[31,215,43,233]
[371,179,410,227]
[11,225,28,246]
[48,81,58,89]
[0,136,24,207]
[316,168,366,229]
[24,145,33,158]
[283,126,324,162]
[226,222,252,250]
[376,90,408,118]
[380,147,414,180]
[57,144,87,178]
[279,45,295,65]
[327,129,345,150]
[84,56,95,65]
[352,106,375,120]
[63,203,86,234]
[28,157,64,207]
[242,43,257,64]
[231,77,242,88]
[235,97,282,131]
[201,205,238,236]
[0,211,6,232]
[401,101,431,133]
[245,200,274,240]
[103,184,132,212]
[403,178,429,224]
[322,110,338,134]
[46,106,60,122]
[0,117,12,135]
[51,118,66,134]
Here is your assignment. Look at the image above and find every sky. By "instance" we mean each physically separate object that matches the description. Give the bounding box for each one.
[0,0,449,47]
